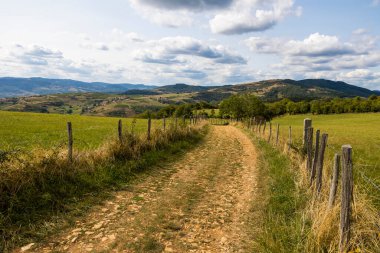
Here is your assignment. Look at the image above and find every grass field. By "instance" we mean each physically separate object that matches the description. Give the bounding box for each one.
[271,113,380,207]
[0,111,166,150]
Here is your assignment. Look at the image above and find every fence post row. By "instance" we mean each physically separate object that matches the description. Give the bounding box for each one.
[258,120,262,134]
[328,153,341,208]
[306,127,314,172]
[275,123,280,146]
[316,133,328,194]
[303,118,312,151]
[244,117,354,250]
[310,129,320,185]
[118,119,123,144]
[288,126,292,151]
[147,117,151,140]
[268,122,272,143]
[67,122,73,163]
[263,121,266,135]
[339,145,353,252]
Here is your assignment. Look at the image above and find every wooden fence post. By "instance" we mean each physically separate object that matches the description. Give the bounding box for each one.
[306,127,314,172]
[175,117,178,130]
[328,153,341,208]
[147,117,151,140]
[268,122,272,143]
[263,121,266,135]
[310,129,320,185]
[303,118,312,151]
[258,120,262,134]
[316,133,328,193]
[275,123,280,146]
[163,117,166,131]
[339,145,353,252]
[118,119,123,144]
[67,122,73,163]
[288,126,292,151]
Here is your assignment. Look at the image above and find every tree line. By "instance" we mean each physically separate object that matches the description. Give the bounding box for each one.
[140,94,380,119]
[267,95,380,117]
[138,101,216,118]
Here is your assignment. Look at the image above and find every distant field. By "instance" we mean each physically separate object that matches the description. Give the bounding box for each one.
[0,111,164,150]
[271,113,380,206]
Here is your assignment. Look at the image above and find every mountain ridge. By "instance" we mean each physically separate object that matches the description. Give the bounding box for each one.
[0,77,379,100]
[0,77,155,98]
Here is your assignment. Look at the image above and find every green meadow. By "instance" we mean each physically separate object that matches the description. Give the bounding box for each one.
[271,113,380,206]
[0,111,164,150]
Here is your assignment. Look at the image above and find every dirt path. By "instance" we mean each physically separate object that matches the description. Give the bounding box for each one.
[18,126,259,253]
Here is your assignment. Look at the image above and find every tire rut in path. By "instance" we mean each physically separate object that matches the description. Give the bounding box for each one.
[19,126,259,253]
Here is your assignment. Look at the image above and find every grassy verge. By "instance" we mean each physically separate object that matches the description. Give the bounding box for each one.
[241,117,380,252]
[243,128,309,252]
[0,124,208,252]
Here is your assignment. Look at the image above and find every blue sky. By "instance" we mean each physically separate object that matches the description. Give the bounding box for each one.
[0,0,379,89]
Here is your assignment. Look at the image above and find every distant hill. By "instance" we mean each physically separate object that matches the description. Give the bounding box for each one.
[154,83,211,94]
[1,77,379,116]
[1,77,378,101]
[193,79,380,102]
[0,77,155,98]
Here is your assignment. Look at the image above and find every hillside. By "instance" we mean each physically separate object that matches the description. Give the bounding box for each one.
[154,83,211,93]
[0,77,155,98]
[1,78,379,116]
[194,79,380,102]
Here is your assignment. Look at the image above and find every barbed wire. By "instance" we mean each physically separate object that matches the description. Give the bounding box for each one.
[357,170,380,192]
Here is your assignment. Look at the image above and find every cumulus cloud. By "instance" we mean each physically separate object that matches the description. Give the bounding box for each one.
[10,45,63,65]
[129,0,300,33]
[134,36,247,65]
[0,44,129,82]
[338,69,380,89]
[243,31,380,88]
[210,0,301,35]
[129,0,194,27]
[245,32,380,74]
[246,33,359,57]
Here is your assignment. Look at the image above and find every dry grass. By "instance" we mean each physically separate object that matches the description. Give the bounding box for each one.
[241,119,380,252]
[0,120,207,252]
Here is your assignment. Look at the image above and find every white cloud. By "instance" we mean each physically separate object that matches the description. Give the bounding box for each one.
[0,44,129,82]
[129,0,301,33]
[134,36,247,65]
[210,0,301,35]
[344,69,373,79]
[129,0,194,27]
[246,33,359,57]
[245,32,380,74]
[339,69,380,89]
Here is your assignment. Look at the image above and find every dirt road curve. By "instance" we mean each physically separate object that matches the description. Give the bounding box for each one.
[19,126,259,253]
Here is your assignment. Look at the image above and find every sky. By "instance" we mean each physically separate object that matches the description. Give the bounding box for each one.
[0,0,379,89]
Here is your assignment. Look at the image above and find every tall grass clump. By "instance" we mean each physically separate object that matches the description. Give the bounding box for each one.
[245,130,308,252]
[0,120,207,252]
[241,117,380,253]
